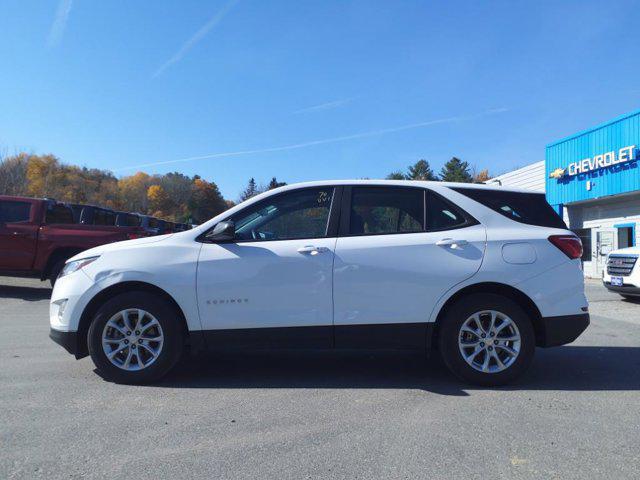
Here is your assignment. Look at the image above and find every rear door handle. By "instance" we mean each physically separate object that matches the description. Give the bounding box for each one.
[436,238,469,248]
[297,245,329,255]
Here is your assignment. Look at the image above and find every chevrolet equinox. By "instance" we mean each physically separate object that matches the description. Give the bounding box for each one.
[50,180,589,385]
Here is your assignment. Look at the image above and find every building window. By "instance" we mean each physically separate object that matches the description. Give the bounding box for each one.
[573,228,592,262]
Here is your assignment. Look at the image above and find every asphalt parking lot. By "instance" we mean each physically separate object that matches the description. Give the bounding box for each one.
[1,277,639,479]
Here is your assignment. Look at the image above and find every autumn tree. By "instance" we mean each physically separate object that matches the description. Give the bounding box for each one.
[147,185,172,218]
[118,172,154,213]
[473,169,492,183]
[189,178,228,223]
[0,153,29,195]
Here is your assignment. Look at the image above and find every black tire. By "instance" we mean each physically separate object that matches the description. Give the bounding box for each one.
[438,293,535,386]
[87,291,184,384]
[49,259,66,288]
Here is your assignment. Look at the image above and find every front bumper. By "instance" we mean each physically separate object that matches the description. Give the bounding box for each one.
[603,281,640,296]
[49,328,81,357]
[538,313,590,347]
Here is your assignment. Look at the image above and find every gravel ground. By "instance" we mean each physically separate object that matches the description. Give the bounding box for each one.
[0,276,638,479]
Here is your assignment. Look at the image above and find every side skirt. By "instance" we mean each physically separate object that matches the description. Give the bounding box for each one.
[201,323,434,352]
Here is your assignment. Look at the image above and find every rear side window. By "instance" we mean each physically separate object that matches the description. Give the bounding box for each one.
[451,187,567,229]
[349,187,424,235]
[0,201,31,223]
[94,209,116,226]
[119,214,140,227]
[426,191,472,231]
[45,204,74,224]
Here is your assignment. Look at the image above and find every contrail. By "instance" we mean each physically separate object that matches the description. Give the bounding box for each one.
[293,98,354,115]
[47,0,73,48]
[153,0,240,78]
[115,108,509,172]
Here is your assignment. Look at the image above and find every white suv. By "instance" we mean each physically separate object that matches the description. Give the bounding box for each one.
[602,246,640,299]
[50,180,589,386]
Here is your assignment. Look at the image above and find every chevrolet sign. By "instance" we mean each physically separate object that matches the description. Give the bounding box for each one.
[564,145,637,176]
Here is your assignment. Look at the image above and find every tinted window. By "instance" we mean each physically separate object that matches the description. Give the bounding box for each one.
[452,188,567,229]
[349,187,423,235]
[233,187,334,241]
[94,209,116,226]
[0,201,31,223]
[426,191,470,230]
[45,204,74,224]
[118,213,140,227]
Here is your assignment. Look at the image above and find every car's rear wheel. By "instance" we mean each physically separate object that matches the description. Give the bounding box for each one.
[438,293,535,386]
[87,292,184,383]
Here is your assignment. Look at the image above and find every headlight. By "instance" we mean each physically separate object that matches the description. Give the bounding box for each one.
[59,256,100,278]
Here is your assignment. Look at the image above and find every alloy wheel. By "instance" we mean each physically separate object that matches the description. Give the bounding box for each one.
[458,310,521,373]
[101,309,164,371]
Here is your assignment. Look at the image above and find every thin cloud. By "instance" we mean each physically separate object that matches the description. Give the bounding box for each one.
[153,0,240,78]
[47,0,73,48]
[293,98,354,115]
[115,107,510,172]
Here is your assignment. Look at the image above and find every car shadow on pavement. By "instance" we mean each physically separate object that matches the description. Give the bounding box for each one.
[0,284,51,301]
[150,346,640,395]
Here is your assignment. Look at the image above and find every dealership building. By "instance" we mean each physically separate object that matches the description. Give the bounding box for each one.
[487,109,640,278]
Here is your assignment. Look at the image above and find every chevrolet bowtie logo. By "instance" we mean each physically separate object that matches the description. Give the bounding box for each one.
[549,168,566,179]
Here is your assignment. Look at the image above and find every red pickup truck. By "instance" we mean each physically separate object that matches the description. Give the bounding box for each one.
[0,196,145,286]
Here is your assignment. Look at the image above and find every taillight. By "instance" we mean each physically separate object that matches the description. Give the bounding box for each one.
[548,235,582,259]
[127,233,141,240]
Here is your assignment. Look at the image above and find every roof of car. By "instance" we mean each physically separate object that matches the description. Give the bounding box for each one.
[269,179,538,194]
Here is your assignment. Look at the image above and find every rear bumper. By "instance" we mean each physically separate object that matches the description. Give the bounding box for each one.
[49,328,81,357]
[603,282,640,296]
[538,313,590,347]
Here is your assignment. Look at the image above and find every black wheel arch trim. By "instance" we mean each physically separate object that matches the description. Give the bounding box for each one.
[432,282,547,349]
[75,281,200,359]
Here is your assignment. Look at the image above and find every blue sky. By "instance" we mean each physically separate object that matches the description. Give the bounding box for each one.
[1,0,639,199]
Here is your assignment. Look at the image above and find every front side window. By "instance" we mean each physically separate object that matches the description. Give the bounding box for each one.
[232,187,334,241]
[0,201,31,223]
[349,187,424,235]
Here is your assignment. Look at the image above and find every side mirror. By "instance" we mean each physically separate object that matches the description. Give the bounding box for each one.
[206,221,235,242]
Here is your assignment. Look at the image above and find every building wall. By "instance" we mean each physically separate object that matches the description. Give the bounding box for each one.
[566,193,640,277]
[485,161,545,192]
[546,109,640,207]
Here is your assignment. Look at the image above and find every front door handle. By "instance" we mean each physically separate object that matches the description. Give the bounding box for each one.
[436,238,469,248]
[297,245,329,255]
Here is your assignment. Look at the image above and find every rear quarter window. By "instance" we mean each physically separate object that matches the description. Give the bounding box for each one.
[451,187,567,229]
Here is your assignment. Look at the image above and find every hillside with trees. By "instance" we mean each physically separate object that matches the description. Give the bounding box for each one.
[0,153,228,223]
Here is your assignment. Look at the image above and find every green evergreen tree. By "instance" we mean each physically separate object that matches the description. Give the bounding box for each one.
[407,159,436,181]
[268,177,287,189]
[439,157,473,182]
[386,171,406,180]
[239,177,258,201]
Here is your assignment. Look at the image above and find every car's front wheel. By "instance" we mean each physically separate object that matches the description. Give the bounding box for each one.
[438,293,535,386]
[87,292,184,383]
